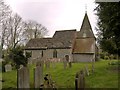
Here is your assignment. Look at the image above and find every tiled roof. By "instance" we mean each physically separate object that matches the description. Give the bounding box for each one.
[53,29,76,47]
[25,30,76,49]
[77,13,95,38]
[72,38,95,54]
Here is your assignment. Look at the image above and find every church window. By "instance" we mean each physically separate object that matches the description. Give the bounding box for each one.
[53,49,57,58]
[41,50,43,57]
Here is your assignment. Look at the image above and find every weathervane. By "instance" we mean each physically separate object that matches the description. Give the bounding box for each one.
[85,4,87,13]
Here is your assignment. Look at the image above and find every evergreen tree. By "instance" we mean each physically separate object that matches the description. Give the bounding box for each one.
[95,2,120,56]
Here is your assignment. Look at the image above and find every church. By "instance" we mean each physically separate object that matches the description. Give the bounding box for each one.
[25,13,98,62]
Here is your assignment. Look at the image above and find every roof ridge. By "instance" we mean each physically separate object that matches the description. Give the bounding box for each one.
[55,29,76,32]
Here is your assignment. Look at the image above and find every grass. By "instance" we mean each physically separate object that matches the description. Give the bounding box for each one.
[1,60,119,89]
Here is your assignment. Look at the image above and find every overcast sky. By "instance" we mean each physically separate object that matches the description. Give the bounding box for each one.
[5,0,98,37]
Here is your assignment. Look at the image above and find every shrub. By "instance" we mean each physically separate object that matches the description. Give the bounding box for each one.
[8,46,31,69]
[104,56,109,60]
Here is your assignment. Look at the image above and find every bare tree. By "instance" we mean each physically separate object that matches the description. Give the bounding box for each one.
[0,0,11,58]
[5,13,26,49]
[24,20,48,40]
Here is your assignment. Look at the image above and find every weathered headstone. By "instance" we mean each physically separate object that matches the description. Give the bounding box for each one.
[17,67,30,88]
[79,70,85,89]
[75,70,85,89]
[36,60,44,84]
[34,66,40,88]
[51,58,56,68]
[63,58,67,69]
[85,65,89,76]
[34,64,43,88]
[68,61,72,68]
[75,72,79,89]
[5,64,12,72]
[92,61,95,73]
[45,60,50,69]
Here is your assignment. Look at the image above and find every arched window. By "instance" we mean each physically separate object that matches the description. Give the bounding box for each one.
[65,55,69,62]
[53,49,57,58]
[41,50,43,57]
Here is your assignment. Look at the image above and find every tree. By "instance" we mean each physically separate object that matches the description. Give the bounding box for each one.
[0,0,11,58]
[8,46,31,69]
[4,13,26,49]
[95,2,120,56]
[24,20,48,41]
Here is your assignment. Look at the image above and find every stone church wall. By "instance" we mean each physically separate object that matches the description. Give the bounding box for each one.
[25,48,73,63]
[73,54,94,62]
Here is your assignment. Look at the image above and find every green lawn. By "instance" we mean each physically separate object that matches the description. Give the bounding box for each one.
[2,60,119,89]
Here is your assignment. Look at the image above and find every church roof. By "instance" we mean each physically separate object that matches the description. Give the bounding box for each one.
[25,13,96,52]
[25,30,76,49]
[72,38,95,54]
[77,13,95,38]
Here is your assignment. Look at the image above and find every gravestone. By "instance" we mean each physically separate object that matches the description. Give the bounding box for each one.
[37,60,44,84]
[34,64,43,88]
[75,70,85,89]
[68,61,72,68]
[92,62,95,73]
[79,70,85,89]
[85,65,89,76]
[45,60,50,69]
[17,67,30,88]
[75,72,79,89]
[51,58,56,68]
[63,58,67,69]
[5,64,12,72]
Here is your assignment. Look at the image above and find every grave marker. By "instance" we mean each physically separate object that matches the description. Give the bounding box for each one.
[34,65,43,88]
[17,67,30,88]
[85,65,89,76]
[79,70,85,89]
[63,58,67,69]
[45,60,50,69]
[75,70,85,89]
[68,61,72,68]
[5,64,12,72]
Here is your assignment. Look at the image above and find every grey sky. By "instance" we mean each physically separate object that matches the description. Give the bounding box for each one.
[5,0,98,37]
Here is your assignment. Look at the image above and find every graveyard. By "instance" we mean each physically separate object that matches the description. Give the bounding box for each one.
[1,59,119,89]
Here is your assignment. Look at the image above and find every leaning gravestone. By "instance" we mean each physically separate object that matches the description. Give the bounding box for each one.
[5,64,12,72]
[85,65,89,76]
[17,67,30,88]
[34,61,44,88]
